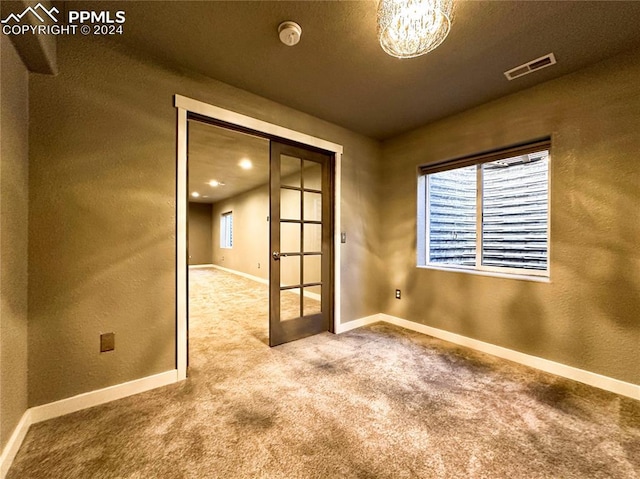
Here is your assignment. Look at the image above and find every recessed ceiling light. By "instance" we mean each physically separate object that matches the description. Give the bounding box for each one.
[209,180,223,187]
[191,192,200,198]
[239,159,253,170]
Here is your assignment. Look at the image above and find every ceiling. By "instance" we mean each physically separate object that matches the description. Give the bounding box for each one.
[188,120,307,203]
[188,120,269,203]
[83,1,640,140]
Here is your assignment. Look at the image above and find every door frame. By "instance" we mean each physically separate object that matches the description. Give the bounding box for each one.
[174,94,343,380]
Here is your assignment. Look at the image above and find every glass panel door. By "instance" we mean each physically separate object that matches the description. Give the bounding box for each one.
[269,142,333,346]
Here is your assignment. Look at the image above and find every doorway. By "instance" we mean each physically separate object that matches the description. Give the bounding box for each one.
[176,95,343,379]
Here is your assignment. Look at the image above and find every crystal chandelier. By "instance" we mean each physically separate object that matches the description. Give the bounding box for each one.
[377,0,454,59]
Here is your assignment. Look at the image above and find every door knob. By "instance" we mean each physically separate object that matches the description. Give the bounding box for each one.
[272,251,280,261]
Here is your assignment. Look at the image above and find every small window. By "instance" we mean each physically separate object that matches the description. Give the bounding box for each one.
[417,139,550,278]
[220,211,233,249]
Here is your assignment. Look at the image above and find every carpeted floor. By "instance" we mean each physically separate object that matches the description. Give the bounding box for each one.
[8,267,640,478]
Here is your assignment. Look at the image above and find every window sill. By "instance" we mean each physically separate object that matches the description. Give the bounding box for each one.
[417,264,550,283]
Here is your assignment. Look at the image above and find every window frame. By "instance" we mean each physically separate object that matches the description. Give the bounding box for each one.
[417,139,551,280]
[220,211,233,249]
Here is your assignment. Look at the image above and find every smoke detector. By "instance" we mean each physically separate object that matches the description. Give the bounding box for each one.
[278,21,302,46]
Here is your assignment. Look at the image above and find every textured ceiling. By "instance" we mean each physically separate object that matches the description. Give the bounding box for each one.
[80,0,640,140]
[188,120,269,204]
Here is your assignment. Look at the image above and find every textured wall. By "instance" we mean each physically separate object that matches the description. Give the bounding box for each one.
[187,202,212,265]
[210,180,324,289]
[0,36,29,449]
[380,47,640,385]
[28,35,381,406]
[211,184,270,281]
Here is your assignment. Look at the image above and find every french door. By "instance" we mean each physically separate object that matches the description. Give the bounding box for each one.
[269,141,334,346]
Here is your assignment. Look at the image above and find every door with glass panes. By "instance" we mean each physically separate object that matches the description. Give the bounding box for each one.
[269,141,333,346]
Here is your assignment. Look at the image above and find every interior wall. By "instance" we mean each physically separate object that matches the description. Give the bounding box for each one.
[380,46,640,386]
[28,35,382,407]
[0,36,29,449]
[188,202,213,265]
[211,184,269,281]
[211,165,324,286]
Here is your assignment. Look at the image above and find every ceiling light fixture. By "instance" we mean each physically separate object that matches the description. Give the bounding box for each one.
[377,0,454,59]
[239,159,253,170]
[191,192,200,198]
[208,180,225,187]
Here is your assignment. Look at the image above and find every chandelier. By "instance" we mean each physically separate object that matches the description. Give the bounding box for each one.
[377,0,454,59]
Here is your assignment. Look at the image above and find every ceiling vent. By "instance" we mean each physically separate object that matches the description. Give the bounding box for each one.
[504,53,557,81]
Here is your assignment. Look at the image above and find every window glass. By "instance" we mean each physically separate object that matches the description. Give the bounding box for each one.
[427,166,476,266]
[482,153,548,270]
[220,212,233,249]
[419,142,550,277]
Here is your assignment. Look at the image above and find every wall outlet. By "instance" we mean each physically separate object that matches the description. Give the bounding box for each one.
[395,289,401,299]
[100,332,115,352]
[257,262,261,269]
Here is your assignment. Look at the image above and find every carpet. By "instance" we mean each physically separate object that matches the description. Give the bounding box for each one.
[7,267,640,478]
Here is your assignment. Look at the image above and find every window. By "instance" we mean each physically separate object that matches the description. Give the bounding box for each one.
[220,211,233,249]
[417,139,550,277]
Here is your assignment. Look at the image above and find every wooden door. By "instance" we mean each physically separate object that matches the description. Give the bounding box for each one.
[269,141,334,346]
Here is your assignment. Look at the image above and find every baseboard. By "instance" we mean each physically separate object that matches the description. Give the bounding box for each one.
[209,264,321,301]
[335,314,381,334]
[0,370,179,478]
[29,370,179,423]
[337,313,639,400]
[210,264,268,285]
[0,410,31,479]
[188,263,214,269]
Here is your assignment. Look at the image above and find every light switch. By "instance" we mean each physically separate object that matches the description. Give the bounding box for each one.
[341,232,347,243]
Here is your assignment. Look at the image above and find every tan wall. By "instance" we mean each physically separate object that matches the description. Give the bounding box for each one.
[28,36,381,406]
[0,36,29,448]
[380,47,640,385]
[211,165,324,286]
[188,202,213,265]
[212,184,270,281]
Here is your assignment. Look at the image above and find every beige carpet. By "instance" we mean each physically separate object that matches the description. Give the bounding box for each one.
[8,267,640,478]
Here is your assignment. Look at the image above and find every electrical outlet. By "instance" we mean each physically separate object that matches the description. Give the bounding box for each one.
[341,232,347,243]
[100,332,115,352]
[257,262,261,269]
[395,289,401,299]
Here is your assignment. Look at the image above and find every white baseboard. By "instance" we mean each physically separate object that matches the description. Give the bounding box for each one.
[0,410,31,479]
[335,314,380,334]
[209,264,321,301]
[188,263,214,269]
[0,370,179,478]
[338,313,640,401]
[210,264,268,285]
[29,370,179,423]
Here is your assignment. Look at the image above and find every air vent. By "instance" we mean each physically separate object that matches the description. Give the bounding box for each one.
[504,53,556,81]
